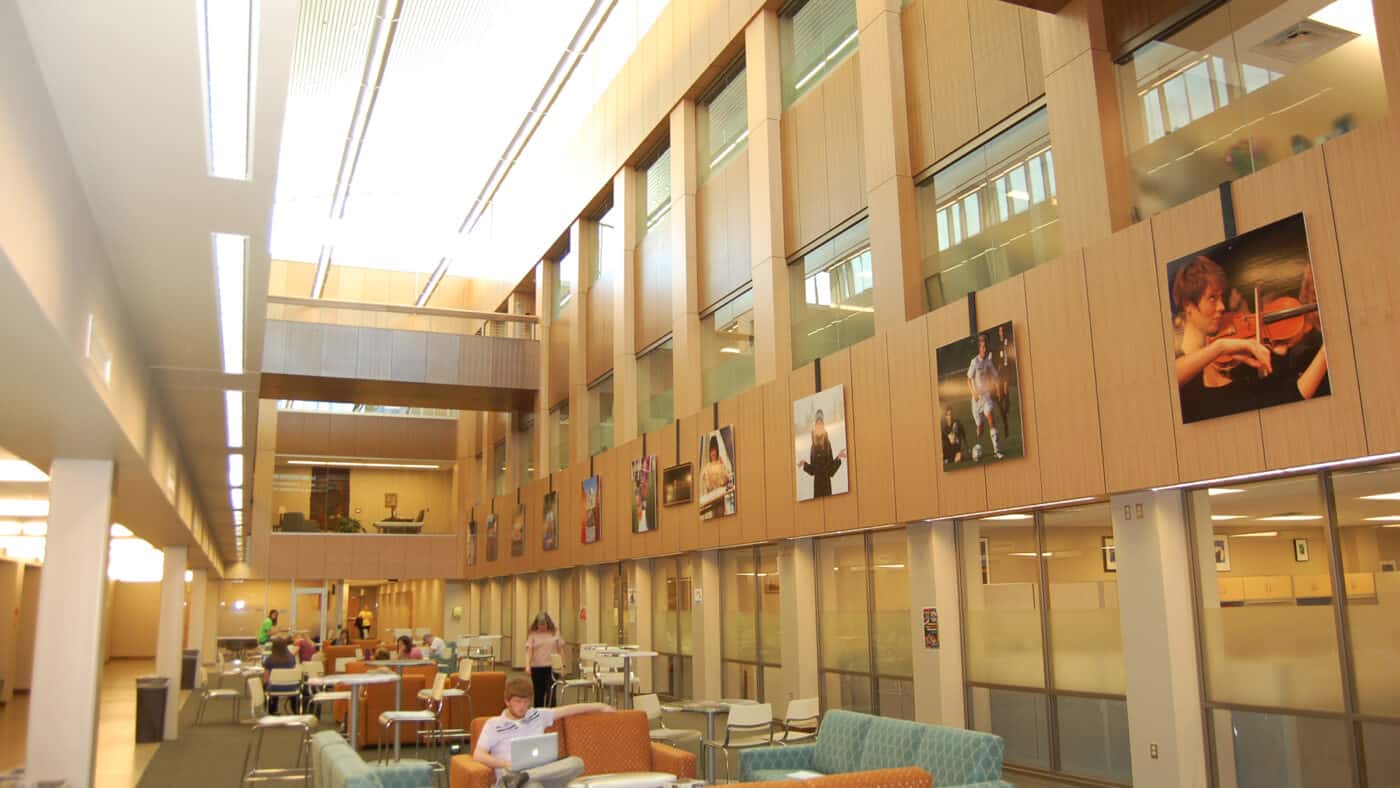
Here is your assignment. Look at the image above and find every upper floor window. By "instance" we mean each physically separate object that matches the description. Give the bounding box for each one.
[552,244,576,319]
[644,146,673,230]
[588,374,615,456]
[700,61,749,181]
[789,218,875,369]
[780,0,858,108]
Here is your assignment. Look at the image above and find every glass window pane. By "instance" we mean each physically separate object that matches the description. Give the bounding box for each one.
[678,555,695,656]
[822,671,874,714]
[780,0,857,107]
[560,569,579,647]
[722,548,758,662]
[790,219,875,369]
[1330,461,1400,718]
[1209,708,1351,788]
[1056,695,1132,783]
[701,290,757,406]
[1043,503,1125,695]
[723,661,760,701]
[700,65,748,181]
[870,529,911,678]
[653,559,679,654]
[1362,720,1400,787]
[968,685,1051,770]
[1190,477,1344,711]
[549,403,569,472]
[817,534,871,674]
[962,518,1046,688]
[637,340,675,435]
[758,544,783,666]
[876,677,915,721]
[588,376,614,456]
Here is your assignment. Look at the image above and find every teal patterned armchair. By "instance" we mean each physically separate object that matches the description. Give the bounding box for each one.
[311,730,437,788]
[739,709,1012,787]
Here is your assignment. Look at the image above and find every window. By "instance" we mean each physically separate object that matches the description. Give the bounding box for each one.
[701,289,757,406]
[587,375,614,456]
[552,246,576,319]
[521,412,537,482]
[600,562,632,645]
[780,0,857,107]
[275,400,458,418]
[721,545,782,701]
[644,147,673,230]
[637,339,674,435]
[499,578,514,668]
[549,402,569,471]
[595,200,621,287]
[815,530,913,718]
[789,218,875,369]
[700,62,748,181]
[1116,0,1386,222]
[492,439,507,496]
[653,555,695,699]
[559,568,581,668]
[917,108,1059,311]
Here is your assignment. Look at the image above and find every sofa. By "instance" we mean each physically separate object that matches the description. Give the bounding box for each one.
[311,729,436,788]
[739,709,1011,788]
[449,710,696,788]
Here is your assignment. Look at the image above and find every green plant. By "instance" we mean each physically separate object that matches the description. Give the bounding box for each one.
[334,515,364,534]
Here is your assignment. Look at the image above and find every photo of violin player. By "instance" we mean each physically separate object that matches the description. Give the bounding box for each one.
[1166,212,1328,425]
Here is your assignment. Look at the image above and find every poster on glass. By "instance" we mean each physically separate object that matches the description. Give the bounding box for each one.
[1165,213,1327,424]
[581,475,601,544]
[935,321,1024,470]
[793,385,849,501]
[510,504,526,557]
[542,491,559,551]
[632,455,659,533]
[697,426,737,520]
[485,513,499,562]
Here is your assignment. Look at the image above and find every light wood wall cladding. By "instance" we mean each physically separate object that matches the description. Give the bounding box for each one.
[587,269,616,384]
[1103,0,1195,55]
[885,315,939,521]
[901,0,1046,174]
[698,149,754,310]
[781,53,868,255]
[850,336,897,527]
[762,374,797,540]
[550,297,572,406]
[637,214,675,349]
[266,534,458,580]
[269,260,473,310]
[274,413,456,460]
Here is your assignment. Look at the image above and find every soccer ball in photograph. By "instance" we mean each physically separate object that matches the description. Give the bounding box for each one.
[971,444,984,462]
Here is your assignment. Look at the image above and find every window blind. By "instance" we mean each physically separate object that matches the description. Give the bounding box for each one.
[645,147,672,222]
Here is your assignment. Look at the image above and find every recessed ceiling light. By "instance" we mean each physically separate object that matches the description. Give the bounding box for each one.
[0,459,48,483]
[1211,514,1246,521]
[1360,492,1400,501]
[1208,488,1245,496]
[234,511,244,526]
[0,499,48,518]
[1009,551,1054,557]
[213,233,247,374]
[719,347,742,354]
[286,460,442,470]
[1364,515,1400,522]
[1258,515,1323,522]
[225,390,243,449]
[200,0,253,180]
[184,570,194,583]
[228,453,244,488]
[1233,531,1279,538]
[984,514,1033,521]
[229,487,242,510]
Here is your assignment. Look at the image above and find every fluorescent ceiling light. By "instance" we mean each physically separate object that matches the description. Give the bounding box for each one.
[0,499,48,518]
[213,233,247,374]
[234,511,244,525]
[0,459,47,483]
[1233,530,1279,538]
[1360,492,1400,501]
[1310,0,1376,37]
[1208,488,1245,496]
[230,487,242,510]
[184,570,194,583]
[1258,515,1322,522]
[0,522,19,537]
[225,390,243,449]
[1009,552,1054,557]
[201,0,253,180]
[1364,515,1400,522]
[110,523,134,537]
[1211,515,1246,521]
[984,514,1033,521]
[286,460,442,470]
[873,563,905,569]
[228,453,244,488]
[720,347,742,354]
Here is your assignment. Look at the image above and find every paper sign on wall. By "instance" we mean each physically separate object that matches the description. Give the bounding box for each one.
[923,607,939,650]
[693,588,704,606]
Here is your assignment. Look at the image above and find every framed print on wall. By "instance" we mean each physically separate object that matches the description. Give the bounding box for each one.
[632,455,659,533]
[510,504,525,557]
[485,513,498,562]
[542,491,559,551]
[581,475,600,544]
[697,426,737,520]
[1102,536,1118,572]
[935,321,1024,470]
[794,385,849,501]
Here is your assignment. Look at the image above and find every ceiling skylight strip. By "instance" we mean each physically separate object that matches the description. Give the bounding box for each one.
[201,0,255,180]
[213,233,247,374]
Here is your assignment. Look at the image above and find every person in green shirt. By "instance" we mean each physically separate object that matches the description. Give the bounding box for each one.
[257,609,279,645]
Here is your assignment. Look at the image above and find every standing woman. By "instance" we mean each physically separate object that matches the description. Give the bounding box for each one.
[524,612,564,707]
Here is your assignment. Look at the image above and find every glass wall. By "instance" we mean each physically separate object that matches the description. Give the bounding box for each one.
[653,555,695,699]
[916,107,1059,311]
[493,439,507,497]
[789,218,875,370]
[961,503,1130,782]
[721,545,782,702]
[644,146,673,230]
[701,289,756,406]
[780,0,857,108]
[815,530,913,718]
[553,246,576,319]
[549,403,569,471]
[699,61,748,183]
[1116,0,1386,223]
[499,578,514,668]
[588,375,614,456]
[637,339,674,435]
[1189,464,1400,787]
[522,413,537,482]
[560,568,581,669]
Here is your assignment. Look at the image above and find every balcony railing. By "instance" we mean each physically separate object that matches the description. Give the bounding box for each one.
[266,294,539,340]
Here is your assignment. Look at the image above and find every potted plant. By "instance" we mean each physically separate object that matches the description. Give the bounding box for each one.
[334,514,364,533]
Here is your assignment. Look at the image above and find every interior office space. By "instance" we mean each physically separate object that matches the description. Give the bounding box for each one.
[2,0,1399,786]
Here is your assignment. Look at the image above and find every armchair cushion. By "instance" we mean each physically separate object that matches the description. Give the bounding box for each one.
[811,710,874,774]
[560,710,654,775]
[739,743,818,781]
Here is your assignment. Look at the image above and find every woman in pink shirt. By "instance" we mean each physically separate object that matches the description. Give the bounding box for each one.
[524,612,565,707]
[395,635,424,659]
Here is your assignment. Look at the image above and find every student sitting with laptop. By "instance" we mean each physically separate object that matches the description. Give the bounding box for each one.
[473,673,614,788]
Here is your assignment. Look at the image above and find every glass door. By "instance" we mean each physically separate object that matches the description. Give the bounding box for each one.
[291,583,328,644]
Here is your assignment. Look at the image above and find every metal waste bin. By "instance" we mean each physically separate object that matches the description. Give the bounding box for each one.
[181,649,199,690]
[135,676,169,743]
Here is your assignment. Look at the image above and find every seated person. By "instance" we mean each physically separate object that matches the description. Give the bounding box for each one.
[423,631,447,659]
[261,637,299,713]
[370,647,393,665]
[293,633,316,663]
[395,635,424,660]
[474,674,614,788]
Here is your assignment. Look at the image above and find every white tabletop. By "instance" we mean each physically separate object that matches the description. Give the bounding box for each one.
[595,649,658,657]
[307,672,400,687]
[365,659,433,667]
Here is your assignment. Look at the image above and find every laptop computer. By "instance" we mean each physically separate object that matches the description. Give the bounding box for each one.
[509,733,559,771]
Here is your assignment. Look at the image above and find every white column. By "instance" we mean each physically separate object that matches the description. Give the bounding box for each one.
[26,459,113,788]
[186,568,207,652]
[156,546,188,740]
[779,539,820,706]
[581,567,602,645]
[1113,490,1209,788]
[630,561,654,692]
[907,521,967,725]
[514,576,530,668]
[691,550,722,700]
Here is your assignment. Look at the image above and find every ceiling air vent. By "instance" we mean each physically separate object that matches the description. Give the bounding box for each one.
[1251,19,1356,65]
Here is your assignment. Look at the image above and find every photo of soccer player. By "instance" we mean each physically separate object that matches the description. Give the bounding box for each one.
[935,320,1025,470]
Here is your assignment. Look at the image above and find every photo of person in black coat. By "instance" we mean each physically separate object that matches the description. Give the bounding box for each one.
[798,410,847,498]
[793,386,851,501]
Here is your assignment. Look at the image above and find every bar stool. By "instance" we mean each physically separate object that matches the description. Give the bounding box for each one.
[378,674,445,764]
[242,678,317,787]
[194,666,242,724]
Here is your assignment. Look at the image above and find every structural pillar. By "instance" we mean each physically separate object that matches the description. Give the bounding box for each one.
[0,560,25,704]
[613,167,641,443]
[570,220,596,463]
[513,575,530,668]
[542,571,562,632]
[581,566,603,645]
[856,0,927,328]
[186,568,208,652]
[907,521,966,726]
[156,546,188,740]
[26,459,114,788]
[670,101,703,418]
[778,539,819,706]
[249,400,278,574]
[535,260,555,474]
[1113,490,1209,788]
[628,560,654,692]
[691,550,722,700]
[746,9,794,382]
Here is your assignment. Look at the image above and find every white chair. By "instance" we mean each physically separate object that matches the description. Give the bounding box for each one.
[242,677,317,786]
[265,667,304,715]
[702,702,773,783]
[593,654,639,706]
[551,652,594,705]
[778,698,819,744]
[334,657,354,674]
[378,674,445,770]
[634,693,701,747]
[194,666,242,724]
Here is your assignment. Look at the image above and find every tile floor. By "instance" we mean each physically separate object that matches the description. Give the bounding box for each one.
[0,658,180,787]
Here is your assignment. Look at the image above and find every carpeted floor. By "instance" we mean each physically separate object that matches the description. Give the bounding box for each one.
[137,695,453,786]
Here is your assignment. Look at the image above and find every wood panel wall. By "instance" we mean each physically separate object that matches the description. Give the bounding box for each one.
[637,213,675,348]
[274,413,457,460]
[587,261,615,384]
[269,260,474,310]
[698,148,753,310]
[781,53,868,255]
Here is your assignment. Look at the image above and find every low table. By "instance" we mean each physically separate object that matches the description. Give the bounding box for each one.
[567,772,677,788]
[373,520,423,534]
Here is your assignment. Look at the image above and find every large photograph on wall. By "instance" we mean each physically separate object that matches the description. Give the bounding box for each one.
[485,512,498,562]
[698,426,737,520]
[510,504,525,557]
[581,475,600,544]
[936,320,1024,470]
[542,491,559,551]
[466,518,477,566]
[632,455,658,533]
[1165,212,1328,424]
[794,384,849,500]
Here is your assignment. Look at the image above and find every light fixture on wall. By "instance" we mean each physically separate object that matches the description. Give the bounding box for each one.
[1258,514,1322,521]
[1211,514,1246,521]
[1364,515,1400,522]
[1208,488,1245,496]
[286,460,442,470]
[1361,492,1400,501]
[983,514,1033,521]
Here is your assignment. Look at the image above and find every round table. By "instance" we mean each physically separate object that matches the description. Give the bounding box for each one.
[592,648,656,710]
[308,672,399,750]
[567,771,676,788]
[660,699,757,781]
[366,659,434,758]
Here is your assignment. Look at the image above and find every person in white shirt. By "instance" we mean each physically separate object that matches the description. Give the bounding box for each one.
[422,631,447,659]
[473,674,612,787]
[967,333,1005,460]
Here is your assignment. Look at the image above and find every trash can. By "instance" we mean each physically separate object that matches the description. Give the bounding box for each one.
[135,676,169,743]
[181,649,199,690]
